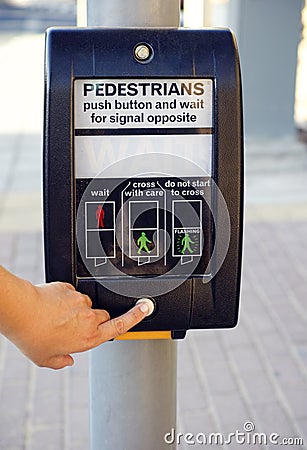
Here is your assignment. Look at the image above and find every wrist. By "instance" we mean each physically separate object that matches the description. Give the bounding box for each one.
[0,266,38,340]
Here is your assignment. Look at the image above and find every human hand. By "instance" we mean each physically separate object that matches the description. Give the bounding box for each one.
[4,280,149,370]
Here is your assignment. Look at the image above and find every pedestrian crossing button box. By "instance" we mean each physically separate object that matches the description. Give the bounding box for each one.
[43,27,243,339]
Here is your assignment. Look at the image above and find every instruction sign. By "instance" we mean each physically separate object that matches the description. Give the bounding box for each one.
[74,78,213,130]
[74,78,213,278]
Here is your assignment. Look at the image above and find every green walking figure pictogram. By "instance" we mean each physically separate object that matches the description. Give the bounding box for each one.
[181,233,195,254]
[137,232,152,254]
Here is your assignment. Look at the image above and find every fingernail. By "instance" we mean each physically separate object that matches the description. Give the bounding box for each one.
[139,302,149,314]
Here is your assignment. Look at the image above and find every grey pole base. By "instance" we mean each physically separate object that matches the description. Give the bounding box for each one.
[90,340,177,450]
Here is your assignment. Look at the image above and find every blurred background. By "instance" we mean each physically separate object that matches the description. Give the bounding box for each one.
[0,0,307,449]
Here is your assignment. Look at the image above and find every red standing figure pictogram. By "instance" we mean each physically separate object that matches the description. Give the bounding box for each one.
[96,205,105,228]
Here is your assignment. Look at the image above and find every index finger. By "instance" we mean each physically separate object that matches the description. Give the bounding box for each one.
[97,302,149,341]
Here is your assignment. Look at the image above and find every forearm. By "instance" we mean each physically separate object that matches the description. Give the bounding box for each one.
[0,265,38,341]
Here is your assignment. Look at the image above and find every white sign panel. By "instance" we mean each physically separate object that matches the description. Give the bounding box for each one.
[74,78,213,177]
[75,134,212,178]
[74,78,213,129]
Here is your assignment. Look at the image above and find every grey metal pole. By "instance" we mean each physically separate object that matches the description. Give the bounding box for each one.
[81,0,180,27]
[90,341,177,450]
[77,1,180,449]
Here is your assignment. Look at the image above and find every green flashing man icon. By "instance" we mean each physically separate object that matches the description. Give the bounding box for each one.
[137,232,152,254]
[181,233,195,254]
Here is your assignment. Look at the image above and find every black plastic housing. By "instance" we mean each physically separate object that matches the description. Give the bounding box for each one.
[43,27,243,337]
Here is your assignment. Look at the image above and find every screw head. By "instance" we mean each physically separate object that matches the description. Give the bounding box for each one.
[134,43,154,63]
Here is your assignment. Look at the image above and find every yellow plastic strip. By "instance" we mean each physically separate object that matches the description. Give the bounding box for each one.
[116,331,171,340]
